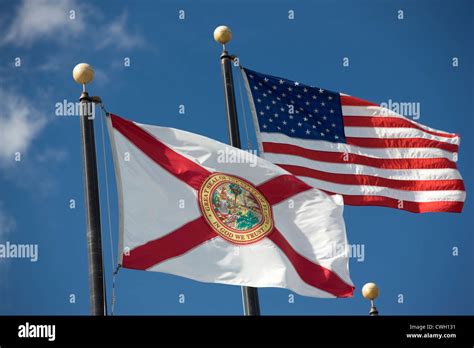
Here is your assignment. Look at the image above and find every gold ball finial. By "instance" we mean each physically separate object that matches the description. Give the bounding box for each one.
[362,282,379,300]
[213,25,232,45]
[73,63,94,85]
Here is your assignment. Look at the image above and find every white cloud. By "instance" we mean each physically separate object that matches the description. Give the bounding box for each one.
[0,87,46,166]
[2,1,145,51]
[2,0,85,47]
[96,12,145,50]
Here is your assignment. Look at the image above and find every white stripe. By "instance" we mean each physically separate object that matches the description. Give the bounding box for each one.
[342,105,408,118]
[263,153,463,180]
[300,176,466,203]
[341,106,457,137]
[260,132,457,161]
[344,127,460,145]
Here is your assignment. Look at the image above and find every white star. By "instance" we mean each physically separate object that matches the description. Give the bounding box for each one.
[323,116,327,120]
[298,122,302,126]
[305,129,311,135]
[295,110,299,114]
[281,93,286,97]
[294,81,300,86]
[303,88,308,93]
[328,96,333,100]
[276,97,281,101]
[290,100,295,104]
[312,95,317,100]
[249,74,254,79]
[319,88,324,93]
[314,109,319,113]
[258,82,263,86]
[303,117,308,121]
[263,93,267,97]
[263,124,267,128]
[335,135,339,139]
[259,111,264,115]
[280,107,285,112]
[290,128,295,133]
[257,98,261,103]
[305,101,310,106]
[297,94,301,99]
[272,86,277,90]
[279,79,284,84]
[264,77,269,82]
[289,115,294,119]
[312,125,316,129]
[321,102,326,106]
[320,132,325,136]
[274,113,279,117]
[331,123,336,127]
[317,121,322,125]
[277,126,281,130]
[330,109,334,114]
[253,86,258,90]
[268,90,272,94]
[308,114,313,118]
[326,129,330,132]
[288,87,293,91]
[265,105,270,110]
[272,100,276,105]
[269,118,273,122]
[283,120,287,125]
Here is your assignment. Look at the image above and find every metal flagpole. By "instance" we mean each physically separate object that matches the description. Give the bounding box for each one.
[214,26,261,316]
[73,63,107,316]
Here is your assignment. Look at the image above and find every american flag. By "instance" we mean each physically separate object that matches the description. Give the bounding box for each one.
[241,67,465,213]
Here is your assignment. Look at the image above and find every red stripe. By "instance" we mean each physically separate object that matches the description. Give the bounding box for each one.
[340,95,378,107]
[122,216,217,270]
[278,164,465,191]
[262,142,457,170]
[346,137,458,153]
[267,228,354,297]
[111,114,210,191]
[343,116,458,139]
[319,192,464,213]
[257,174,312,205]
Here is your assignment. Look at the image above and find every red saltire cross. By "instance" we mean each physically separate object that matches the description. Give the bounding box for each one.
[111,114,354,297]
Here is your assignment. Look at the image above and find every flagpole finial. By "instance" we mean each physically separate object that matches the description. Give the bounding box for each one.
[73,63,94,92]
[214,25,232,50]
[362,282,379,316]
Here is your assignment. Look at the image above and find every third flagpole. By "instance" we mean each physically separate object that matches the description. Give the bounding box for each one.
[214,25,261,316]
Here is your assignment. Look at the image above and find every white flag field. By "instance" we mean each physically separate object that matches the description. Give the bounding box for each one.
[107,113,354,298]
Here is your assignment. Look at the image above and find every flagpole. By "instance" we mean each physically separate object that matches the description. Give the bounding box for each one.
[214,26,261,316]
[73,63,107,316]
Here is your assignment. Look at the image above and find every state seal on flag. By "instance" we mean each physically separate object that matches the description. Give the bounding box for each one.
[198,173,273,245]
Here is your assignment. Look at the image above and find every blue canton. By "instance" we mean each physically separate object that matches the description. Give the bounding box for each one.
[244,68,346,143]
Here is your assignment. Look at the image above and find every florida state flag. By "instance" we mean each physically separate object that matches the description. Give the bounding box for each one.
[107,113,354,298]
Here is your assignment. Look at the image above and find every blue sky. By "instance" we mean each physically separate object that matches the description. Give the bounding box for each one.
[0,0,472,315]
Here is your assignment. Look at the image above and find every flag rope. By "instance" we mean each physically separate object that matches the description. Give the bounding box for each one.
[235,61,253,151]
[99,103,120,315]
